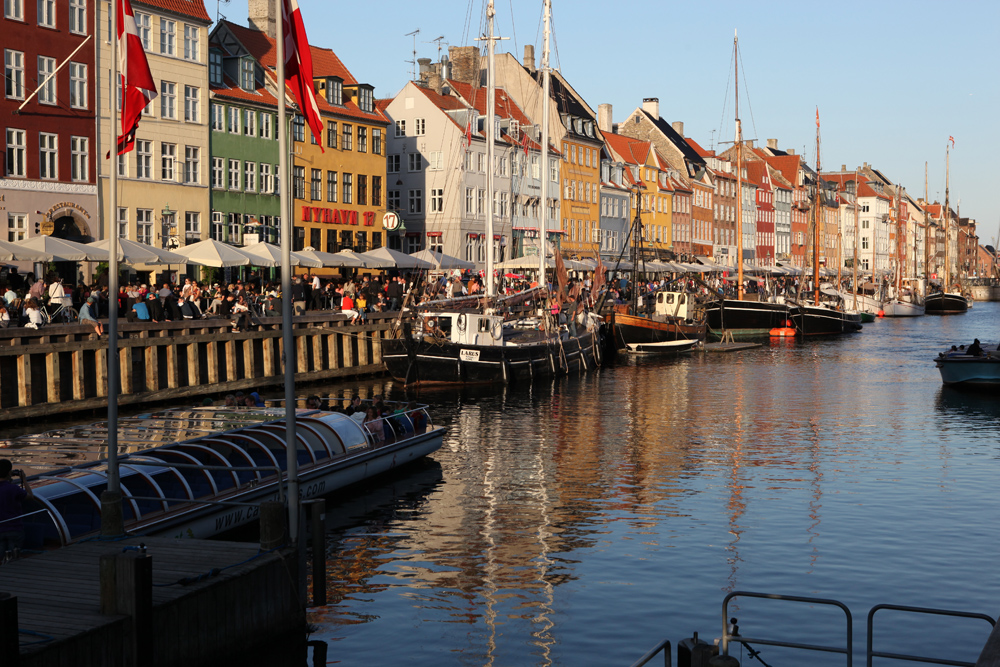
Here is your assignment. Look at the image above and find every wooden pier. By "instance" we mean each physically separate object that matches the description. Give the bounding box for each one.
[1,536,304,667]
[0,312,399,423]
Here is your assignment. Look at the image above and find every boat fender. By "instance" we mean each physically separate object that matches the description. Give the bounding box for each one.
[457,313,468,333]
[877,309,885,318]
[490,318,502,339]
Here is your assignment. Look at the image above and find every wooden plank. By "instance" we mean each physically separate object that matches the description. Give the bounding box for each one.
[95,347,108,397]
[262,336,274,376]
[358,330,370,366]
[45,350,60,403]
[166,342,179,389]
[187,341,200,387]
[71,349,85,400]
[145,344,159,392]
[343,331,355,368]
[119,346,133,394]
[327,333,340,370]
[17,353,31,406]
[243,338,256,380]
[295,333,307,373]
[312,333,323,371]
[206,340,219,384]
[225,339,237,383]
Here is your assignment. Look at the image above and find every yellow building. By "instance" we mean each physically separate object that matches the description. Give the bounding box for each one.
[97,0,212,262]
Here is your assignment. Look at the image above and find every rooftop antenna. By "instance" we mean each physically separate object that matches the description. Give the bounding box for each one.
[405,28,420,80]
[426,35,447,62]
[709,128,716,151]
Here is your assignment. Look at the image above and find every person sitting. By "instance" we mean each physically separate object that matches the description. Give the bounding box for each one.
[128,297,151,323]
[145,293,165,323]
[967,339,983,357]
[24,298,43,329]
[0,303,9,329]
[364,408,384,443]
[78,296,104,337]
[231,295,252,333]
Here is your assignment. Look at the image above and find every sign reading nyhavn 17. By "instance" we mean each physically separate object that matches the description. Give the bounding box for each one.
[301,206,376,227]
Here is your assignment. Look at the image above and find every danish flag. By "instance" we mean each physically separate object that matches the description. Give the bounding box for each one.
[114,0,156,156]
[282,0,324,153]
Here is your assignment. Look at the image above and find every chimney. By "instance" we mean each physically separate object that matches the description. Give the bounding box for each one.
[863,162,869,170]
[767,138,778,150]
[417,58,432,85]
[672,121,684,137]
[248,0,276,38]
[449,46,480,85]
[787,149,795,155]
[598,104,612,133]
[841,164,846,171]
[523,45,535,73]
[642,97,659,119]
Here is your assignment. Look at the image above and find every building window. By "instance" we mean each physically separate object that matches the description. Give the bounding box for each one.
[7,213,27,242]
[37,55,55,104]
[429,234,443,253]
[211,157,223,188]
[116,207,128,239]
[325,77,342,106]
[292,115,304,142]
[341,123,352,150]
[134,139,151,179]
[136,209,152,245]
[4,50,24,99]
[260,163,272,194]
[260,113,272,139]
[135,12,150,48]
[160,81,176,119]
[240,58,253,91]
[184,85,199,122]
[184,146,199,183]
[37,0,54,27]
[430,188,443,213]
[161,142,175,181]
[226,106,239,133]
[65,61,87,109]
[245,162,256,192]
[357,126,367,153]
[372,129,382,156]
[160,19,175,56]
[477,189,485,214]
[35,134,55,179]
[185,211,200,235]
[342,173,352,204]
[310,168,321,200]
[395,120,405,137]
[387,155,399,173]
[5,0,23,20]
[326,171,337,203]
[117,153,126,177]
[414,118,426,136]
[388,190,400,211]
[210,104,223,131]
[70,136,88,181]
[228,159,240,190]
[293,166,305,199]
[408,189,422,214]
[69,0,87,33]
[408,153,422,172]
[210,211,223,240]
[372,175,382,207]
[310,126,317,145]
[209,50,222,85]
[465,188,473,214]
[183,24,199,61]
[326,121,337,149]
[358,86,373,113]
[357,174,367,206]
[228,213,242,245]
[243,109,256,136]
[429,151,443,171]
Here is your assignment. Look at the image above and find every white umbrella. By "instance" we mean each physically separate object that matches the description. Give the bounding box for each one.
[87,238,188,265]
[359,246,431,269]
[336,249,380,268]
[0,239,51,262]
[409,249,475,271]
[14,235,109,261]
[241,242,323,268]
[297,249,361,268]
[172,238,252,267]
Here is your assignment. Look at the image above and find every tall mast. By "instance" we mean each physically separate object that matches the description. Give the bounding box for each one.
[484,1,497,297]
[813,110,820,306]
[923,161,930,289]
[944,145,950,292]
[734,30,743,300]
[852,169,859,310]
[537,0,551,295]
[895,183,903,294]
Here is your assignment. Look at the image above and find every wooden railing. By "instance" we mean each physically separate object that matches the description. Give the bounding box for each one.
[0,311,399,423]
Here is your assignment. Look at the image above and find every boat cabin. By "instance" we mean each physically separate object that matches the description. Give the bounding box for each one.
[418,311,505,347]
[652,291,693,322]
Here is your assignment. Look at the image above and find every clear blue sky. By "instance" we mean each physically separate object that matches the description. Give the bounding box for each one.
[220,0,1000,244]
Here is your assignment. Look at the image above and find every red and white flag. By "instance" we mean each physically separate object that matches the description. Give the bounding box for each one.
[520,129,530,156]
[949,135,955,148]
[282,0,324,153]
[815,107,820,128]
[114,0,156,156]
[463,113,474,151]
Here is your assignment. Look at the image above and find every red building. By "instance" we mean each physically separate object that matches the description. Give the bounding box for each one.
[2,0,98,262]
[746,161,774,266]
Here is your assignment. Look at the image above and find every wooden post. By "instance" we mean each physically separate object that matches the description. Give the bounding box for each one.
[206,340,219,384]
[296,333,308,374]
[16,354,31,406]
[145,345,159,392]
[225,339,237,383]
[187,341,200,387]
[99,550,153,666]
[0,593,18,667]
[45,351,60,404]
[312,334,323,372]
[308,499,326,607]
[243,337,256,380]
[327,333,340,370]
[119,346,133,394]
[262,335,275,376]
[165,343,179,389]
[343,332,354,368]
[95,347,108,397]
[71,349,85,400]
[358,329,370,367]
[372,328,383,364]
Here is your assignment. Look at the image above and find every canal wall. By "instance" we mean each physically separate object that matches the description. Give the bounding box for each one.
[0,312,398,423]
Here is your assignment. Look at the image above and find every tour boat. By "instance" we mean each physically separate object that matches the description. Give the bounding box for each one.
[936,349,1000,386]
[7,402,444,548]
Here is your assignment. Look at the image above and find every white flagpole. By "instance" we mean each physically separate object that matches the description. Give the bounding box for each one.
[276,0,299,543]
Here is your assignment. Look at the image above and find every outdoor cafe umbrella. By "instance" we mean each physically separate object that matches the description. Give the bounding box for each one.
[87,238,188,265]
[171,238,252,267]
[14,235,109,262]
[241,242,323,268]
[335,249,381,268]
[359,246,432,269]
[296,248,361,268]
[409,249,475,271]
[0,239,51,262]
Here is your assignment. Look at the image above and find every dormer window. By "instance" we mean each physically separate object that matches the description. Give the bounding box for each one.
[357,84,373,113]
[240,58,254,91]
[209,50,223,86]
[326,77,343,106]
[509,120,519,141]
[584,121,594,138]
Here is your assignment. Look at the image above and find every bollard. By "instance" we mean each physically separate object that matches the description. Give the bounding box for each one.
[259,501,287,551]
[308,639,328,667]
[100,490,124,536]
[308,499,327,607]
[99,550,153,666]
[708,655,740,667]
[0,593,18,667]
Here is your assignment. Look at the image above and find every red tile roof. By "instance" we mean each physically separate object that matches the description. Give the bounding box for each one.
[821,172,889,200]
[447,80,533,126]
[744,162,771,189]
[602,131,650,166]
[210,74,280,107]
[136,0,210,23]
[686,137,714,158]
[763,155,802,186]
[223,21,278,66]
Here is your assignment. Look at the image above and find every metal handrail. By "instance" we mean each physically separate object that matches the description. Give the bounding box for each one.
[867,604,995,667]
[0,508,55,527]
[629,639,671,667]
[722,591,853,666]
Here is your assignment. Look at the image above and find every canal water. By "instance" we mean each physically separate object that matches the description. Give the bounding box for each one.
[301,302,1000,666]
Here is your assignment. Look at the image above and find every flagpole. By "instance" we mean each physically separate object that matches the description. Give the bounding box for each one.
[537,0,551,305]
[277,0,299,543]
[102,0,123,536]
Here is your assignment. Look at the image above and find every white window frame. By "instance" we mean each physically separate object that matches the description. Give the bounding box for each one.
[37,0,54,28]
[4,49,24,100]
[38,132,57,179]
[414,118,426,136]
[4,0,24,21]
[184,146,199,184]
[243,109,256,136]
[228,159,240,190]
[70,135,88,182]
[183,24,199,61]
[135,139,151,179]
[136,209,153,245]
[260,163,273,194]
[430,188,444,213]
[185,211,200,235]
[161,142,175,181]
[7,213,27,242]
[245,161,257,192]
[116,207,128,239]
[395,120,405,137]
[387,155,399,173]
[68,0,85,34]
[160,81,176,119]
[211,156,223,189]
[69,62,87,109]
[408,153,422,172]
[260,113,272,139]
[210,211,224,241]
[135,12,150,49]
[160,19,176,57]
[408,189,422,214]
[183,85,199,122]
[210,103,223,131]
[429,151,443,171]
[37,55,55,104]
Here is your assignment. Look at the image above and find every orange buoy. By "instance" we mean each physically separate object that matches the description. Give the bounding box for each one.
[877,310,885,318]
[770,326,797,337]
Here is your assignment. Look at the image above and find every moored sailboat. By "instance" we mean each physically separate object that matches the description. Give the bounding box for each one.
[925,143,968,315]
